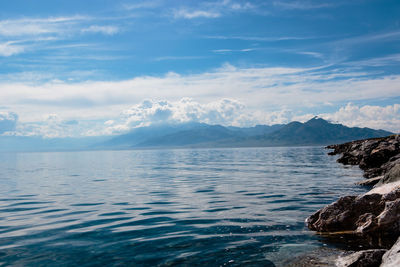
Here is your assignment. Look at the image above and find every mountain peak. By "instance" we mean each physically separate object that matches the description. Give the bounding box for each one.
[304,116,332,126]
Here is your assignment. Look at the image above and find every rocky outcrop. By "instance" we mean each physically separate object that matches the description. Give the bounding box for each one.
[336,249,387,267]
[307,135,400,266]
[327,135,400,179]
[307,187,400,235]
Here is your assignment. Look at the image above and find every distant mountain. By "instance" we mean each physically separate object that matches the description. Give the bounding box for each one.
[100,117,392,149]
[99,122,208,148]
[0,118,393,152]
[227,124,284,136]
[260,117,393,146]
[100,122,283,149]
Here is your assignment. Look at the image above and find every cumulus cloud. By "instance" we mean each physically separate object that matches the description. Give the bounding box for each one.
[4,102,399,138]
[103,98,247,134]
[13,113,103,138]
[0,111,18,134]
[320,103,400,133]
[1,64,399,125]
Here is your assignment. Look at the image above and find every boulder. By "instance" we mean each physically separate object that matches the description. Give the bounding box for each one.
[381,237,400,266]
[307,188,400,236]
[336,249,387,267]
[376,164,400,186]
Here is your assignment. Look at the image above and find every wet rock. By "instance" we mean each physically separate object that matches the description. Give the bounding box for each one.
[356,176,382,186]
[381,237,400,267]
[307,188,400,236]
[283,247,352,267]
[327,135,400,180]
[336,249,387,267]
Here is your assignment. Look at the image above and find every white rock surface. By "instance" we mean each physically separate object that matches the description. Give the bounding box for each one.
[365,181,400,196]
[381,237,400,267]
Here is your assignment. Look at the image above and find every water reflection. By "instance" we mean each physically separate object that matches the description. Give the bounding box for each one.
[0,147,367,266]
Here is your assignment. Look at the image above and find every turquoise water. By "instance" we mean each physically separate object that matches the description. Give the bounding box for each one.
[0,147,368,266]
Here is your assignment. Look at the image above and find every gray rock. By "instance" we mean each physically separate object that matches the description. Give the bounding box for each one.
[307,188,400,236]
[381,237,400,266]
[356,176,383,186]
[327,135,399,179]
[336,249,387,267]
[376,164,400,186]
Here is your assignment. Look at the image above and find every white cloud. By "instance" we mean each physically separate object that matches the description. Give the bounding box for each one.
[0,16,119,57]
[320,103,400,133]
[81,25,119,35]
[153,56,206,61]
[103,98,247,134]
[14,113,103,138]
[173,9,221,19]
[212,48,254,53]
[173,0,257,19]
[0,111,18,134]
[1,64,399,125]
[272,1,334,10]
[0,16,87,37]
[5,101,400,138]
[122,1,162,10]
[345,53,400,67]
[0,41,25,56]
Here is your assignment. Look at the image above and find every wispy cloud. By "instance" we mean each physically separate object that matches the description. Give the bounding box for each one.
[1,64,399,125]
[212,48,255,53]
[173,9,221,19]
[272,0,335,10]
[334,30,400,47]
[153,56,207,61]
[0,16,87,37]
[0,41,25,56]
[122,1,162,10]
[0,16,120,56]
[296,51,324,59]
[81,25,119,35]
[344,54,400,67]
[205,35,317,42]
[172,0,258,20]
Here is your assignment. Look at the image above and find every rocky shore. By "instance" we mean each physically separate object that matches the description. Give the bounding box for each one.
[306,134,400,267]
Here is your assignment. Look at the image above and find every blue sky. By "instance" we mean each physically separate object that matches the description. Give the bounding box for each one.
[0,0,399,137]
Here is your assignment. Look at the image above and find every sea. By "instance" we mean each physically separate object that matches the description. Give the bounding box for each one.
[0,146,369,266]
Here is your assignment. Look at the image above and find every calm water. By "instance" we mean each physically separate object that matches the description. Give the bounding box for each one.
[0,147,368,266]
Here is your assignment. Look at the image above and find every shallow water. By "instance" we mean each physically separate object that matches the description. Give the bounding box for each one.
[0,147,368,266]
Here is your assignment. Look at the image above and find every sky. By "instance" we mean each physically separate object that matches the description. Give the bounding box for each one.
[0,0,399,137]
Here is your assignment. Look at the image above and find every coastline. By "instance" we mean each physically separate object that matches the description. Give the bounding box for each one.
[288,135,400,267]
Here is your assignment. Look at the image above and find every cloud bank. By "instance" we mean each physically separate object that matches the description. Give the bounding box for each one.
[102,98,247,135]
[1,64,399,125]
[320,103,400,133]
[4,100,399,138]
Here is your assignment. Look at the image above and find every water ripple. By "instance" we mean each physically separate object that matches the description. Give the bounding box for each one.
[0,147,368,266]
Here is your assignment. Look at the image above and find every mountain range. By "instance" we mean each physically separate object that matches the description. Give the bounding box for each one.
[99,117,392,149]
[0,117,393,152]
